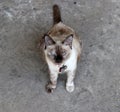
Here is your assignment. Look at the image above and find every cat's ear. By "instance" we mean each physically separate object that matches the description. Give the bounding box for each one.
[62,34,73,49]
[44,35,55,49]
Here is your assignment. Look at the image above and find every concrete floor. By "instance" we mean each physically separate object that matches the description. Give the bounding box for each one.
[0,0,120,112]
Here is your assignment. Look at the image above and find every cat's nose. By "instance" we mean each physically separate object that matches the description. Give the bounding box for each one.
[54,55,63,63]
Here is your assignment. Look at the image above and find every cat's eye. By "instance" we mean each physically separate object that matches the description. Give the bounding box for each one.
[48,52,51,56]
[48,51,55,57]
[62,50,66,56]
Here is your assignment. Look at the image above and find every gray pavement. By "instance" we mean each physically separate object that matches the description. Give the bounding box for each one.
[0,0,120,112]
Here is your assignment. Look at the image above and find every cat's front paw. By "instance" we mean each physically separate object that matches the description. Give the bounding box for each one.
[46,82,56,93]
[66,83,75,93]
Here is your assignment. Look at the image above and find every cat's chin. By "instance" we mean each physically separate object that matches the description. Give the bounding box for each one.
[56,63,63,68]
[54,63,63,68]
[54,62,63,66]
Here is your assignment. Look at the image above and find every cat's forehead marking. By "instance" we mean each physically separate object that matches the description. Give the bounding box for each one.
[56,41,61,44]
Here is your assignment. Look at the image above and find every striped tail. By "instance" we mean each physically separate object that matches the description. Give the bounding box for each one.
[53,4,62,24]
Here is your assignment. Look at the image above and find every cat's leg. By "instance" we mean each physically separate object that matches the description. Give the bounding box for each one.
[66,70,76,92]
[46,71,58,93]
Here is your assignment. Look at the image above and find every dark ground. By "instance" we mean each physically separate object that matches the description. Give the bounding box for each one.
[0,0,120,112]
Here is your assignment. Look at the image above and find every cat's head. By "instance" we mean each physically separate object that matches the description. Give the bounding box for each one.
[44,34,73,64]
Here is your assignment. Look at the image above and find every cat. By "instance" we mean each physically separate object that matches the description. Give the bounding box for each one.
[40,4,82,93]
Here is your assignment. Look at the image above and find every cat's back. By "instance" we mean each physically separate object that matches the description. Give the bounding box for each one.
[48,22,74,41]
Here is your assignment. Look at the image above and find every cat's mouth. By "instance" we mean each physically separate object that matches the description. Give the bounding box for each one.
[59,65,67,72]
[55,64,67,72]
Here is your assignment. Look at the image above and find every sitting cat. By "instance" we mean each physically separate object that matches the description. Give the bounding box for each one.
[40,4,82,93]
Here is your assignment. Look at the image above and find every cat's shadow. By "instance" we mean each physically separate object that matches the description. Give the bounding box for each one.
[57,73,67,86]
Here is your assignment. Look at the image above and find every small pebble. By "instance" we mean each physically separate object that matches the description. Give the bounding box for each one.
[74,2,77,4]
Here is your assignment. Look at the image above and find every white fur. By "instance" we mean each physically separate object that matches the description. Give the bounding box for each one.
[45,45,77,92]
[64,47,77,72]
[45,46,77,74]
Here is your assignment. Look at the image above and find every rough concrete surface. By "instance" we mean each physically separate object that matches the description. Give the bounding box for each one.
[0,0,120,112]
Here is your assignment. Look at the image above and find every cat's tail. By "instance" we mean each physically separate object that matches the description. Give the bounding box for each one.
[53,4,62,24]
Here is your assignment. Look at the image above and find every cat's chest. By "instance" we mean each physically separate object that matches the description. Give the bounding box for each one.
[47,47,77,73]
[53,53,77,73]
